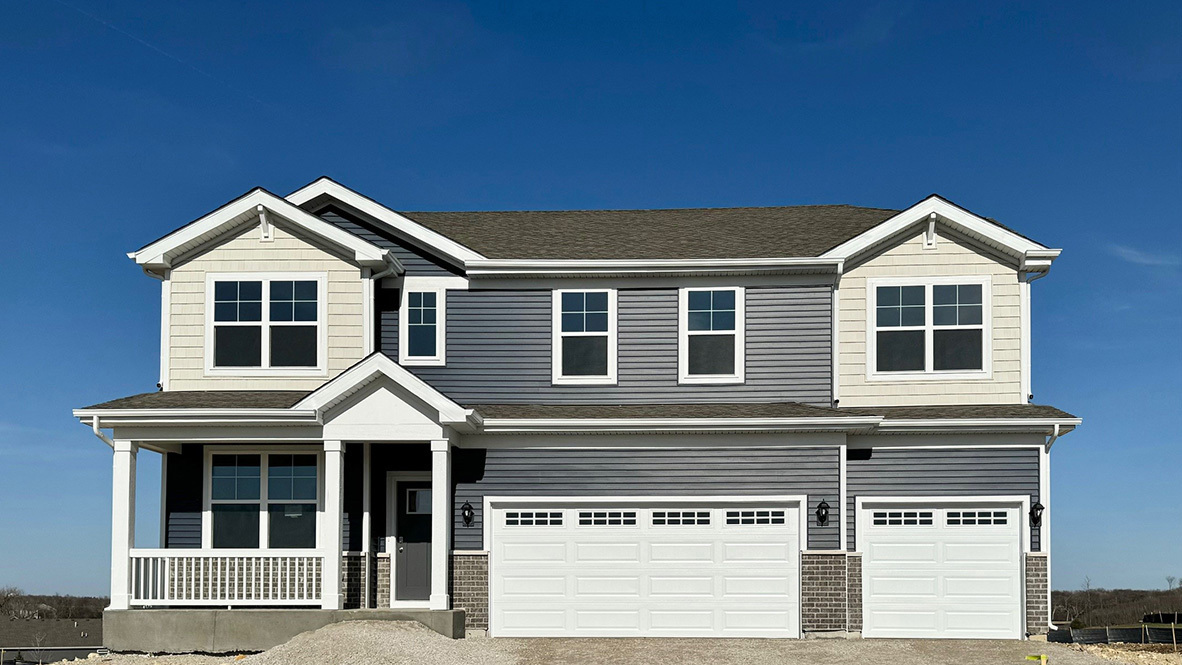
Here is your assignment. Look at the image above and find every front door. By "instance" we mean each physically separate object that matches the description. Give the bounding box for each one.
[394,481,432,602]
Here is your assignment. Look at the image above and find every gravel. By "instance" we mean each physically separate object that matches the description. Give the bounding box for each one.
[52,621,1121,665]
[1069,643,1182,665]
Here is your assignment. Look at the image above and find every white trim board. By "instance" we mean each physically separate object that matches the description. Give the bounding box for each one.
[678,286,746,385]
[551,289,619,386]
[385,470,432,609]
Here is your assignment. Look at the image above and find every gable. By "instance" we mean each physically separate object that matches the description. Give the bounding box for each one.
[320,378,447,440]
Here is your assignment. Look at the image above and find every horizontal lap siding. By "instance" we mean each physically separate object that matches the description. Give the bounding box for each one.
[164,444,203,548]
[846,447,1041,551]
[384,285,832,404]
[319,210,461,276]
[452,447,840,551]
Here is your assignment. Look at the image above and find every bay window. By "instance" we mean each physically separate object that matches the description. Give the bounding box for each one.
[869,277,990,378]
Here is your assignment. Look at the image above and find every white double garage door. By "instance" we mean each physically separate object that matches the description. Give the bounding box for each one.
[488,498,1025,639]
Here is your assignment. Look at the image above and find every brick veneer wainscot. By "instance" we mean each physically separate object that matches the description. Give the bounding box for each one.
[801,553,848,632]
[451,552,489,630]
[1025,553,1049,635]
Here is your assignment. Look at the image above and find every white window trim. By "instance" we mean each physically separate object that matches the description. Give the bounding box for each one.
[678,286,746,385]
[865,275,992,382]
[203,272,329,377]
[551,289,618,385]
[399,282,447,367]
[201,446,324,550]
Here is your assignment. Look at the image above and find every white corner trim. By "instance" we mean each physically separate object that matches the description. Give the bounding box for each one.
[551,289,618,386]
[132,188,398,272]
[159,273,171,390]
[820,195,1060,270]
[864,275,993,382]
[1020,277,1032,401]
[285,178,486,266]
[839,443,848,551]
[399,280,448,367]
[831,283,840,405]
[854,494,1031,554]
[678,286,746,385]
[481,494,810,552]
[362,271,375,357]
[202,272,329,378]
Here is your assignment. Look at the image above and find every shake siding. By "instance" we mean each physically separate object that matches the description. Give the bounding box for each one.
[452,447,841,551]
[167,222,366,391]
[837,227,1024,406]
[381,285,833,405]
[845,446,1041,551]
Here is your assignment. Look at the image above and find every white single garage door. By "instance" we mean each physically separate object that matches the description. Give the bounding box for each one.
[489,501,801,637]
[860,503,1024,639]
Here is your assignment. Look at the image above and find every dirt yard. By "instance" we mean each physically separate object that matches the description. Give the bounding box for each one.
[1068,643,1182,665]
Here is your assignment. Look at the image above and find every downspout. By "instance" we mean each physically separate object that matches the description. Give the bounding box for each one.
[90,416,114,448]
[370,252,400,282]
[1046,423,1060,451]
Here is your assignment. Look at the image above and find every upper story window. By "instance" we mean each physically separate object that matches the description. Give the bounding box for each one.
[208,452,319,549]
[207,274,325,375]
[679,287,745,384]
[399,288,446,366]
[868,277,991,380]
[552,290,617,385]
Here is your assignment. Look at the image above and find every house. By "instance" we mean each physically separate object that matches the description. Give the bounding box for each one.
[74,178,1079,650]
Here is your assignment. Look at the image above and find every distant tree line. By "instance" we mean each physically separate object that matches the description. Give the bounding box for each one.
[0,587,108,620]
[1053,576,1182,628]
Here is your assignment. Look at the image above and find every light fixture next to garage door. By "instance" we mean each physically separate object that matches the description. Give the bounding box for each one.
[816,500,830,526]
[1029,501,1044,527]
[461,501,474,526]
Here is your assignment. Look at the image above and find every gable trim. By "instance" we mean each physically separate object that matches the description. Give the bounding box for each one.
[130,188,401,276]
[820,195,1061,271]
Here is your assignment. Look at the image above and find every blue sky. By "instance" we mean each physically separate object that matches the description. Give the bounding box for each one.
[0,1,1178,595]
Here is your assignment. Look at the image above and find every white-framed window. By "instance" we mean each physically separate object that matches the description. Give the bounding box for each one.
[205,449,322,550]
[552,289,618,385]
[679,287,745,384]
[399,288,446,366]
[866,276,992,381]
[204,273,327,376]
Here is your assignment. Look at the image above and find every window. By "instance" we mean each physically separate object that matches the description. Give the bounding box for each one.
[868,278,990,379]
[947,510,1007,526]
[505,511,563,526]
[207,274,325,374]
[872,511,934,526]
[208,451,319,549]
[552,290,617,384]
[399,287,446,366]
[725,509,785,525]
[680,288,744,383]
[578,511,636,526]
[405,488,432,515]
[653,510,710,526]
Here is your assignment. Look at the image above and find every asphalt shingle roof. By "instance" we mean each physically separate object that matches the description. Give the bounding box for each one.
[82,391,307,410]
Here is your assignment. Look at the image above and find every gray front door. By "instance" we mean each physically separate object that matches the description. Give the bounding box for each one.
[394,481,432,601]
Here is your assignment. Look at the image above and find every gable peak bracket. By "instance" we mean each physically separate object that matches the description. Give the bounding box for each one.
[923,212,938,249]
[257,205,273,242]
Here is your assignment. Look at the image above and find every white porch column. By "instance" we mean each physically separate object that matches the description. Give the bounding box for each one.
[321,440,344,610]
[110,440,137,610]
[430,439,452,610]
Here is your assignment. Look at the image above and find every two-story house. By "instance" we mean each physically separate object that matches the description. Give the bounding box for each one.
[75,178,1078,651]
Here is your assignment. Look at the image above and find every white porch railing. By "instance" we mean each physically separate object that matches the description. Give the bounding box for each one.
[128,549,324,606]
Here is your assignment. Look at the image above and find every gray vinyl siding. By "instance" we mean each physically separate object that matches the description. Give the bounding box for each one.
[164,444,203,548]
[318,209,462,276]
[452,447,840,551]
[382,286,833,405]
[845,446,1041,551]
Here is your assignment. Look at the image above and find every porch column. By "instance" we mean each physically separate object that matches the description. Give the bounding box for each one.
[430,439,452,610]
[321,440,344,610]
[110,440,137,610]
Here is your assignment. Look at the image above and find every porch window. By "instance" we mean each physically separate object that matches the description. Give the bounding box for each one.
[209,452,319,549]
[679,287,745,383]
[209,274,324,373]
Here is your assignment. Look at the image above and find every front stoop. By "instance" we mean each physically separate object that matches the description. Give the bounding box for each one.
[103,608,465,653]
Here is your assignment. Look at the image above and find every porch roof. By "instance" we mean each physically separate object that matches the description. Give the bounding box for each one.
[82,391,307,410]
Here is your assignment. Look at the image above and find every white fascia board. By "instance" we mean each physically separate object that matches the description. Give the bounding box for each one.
[285,178,486,266]
[293,353,476,426]
[130,188,399,273]
[820,196,1060,269]
[877,417,1081,434]
[465,257,844,279]
[478,416,882,434]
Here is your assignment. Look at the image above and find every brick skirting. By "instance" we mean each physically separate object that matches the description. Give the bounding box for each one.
[846,552,862,632]
[451,551,489,630]
[801,552,848,632]
[342,553,366,609]
[375,553,391,608]
[1025,553,1049,635]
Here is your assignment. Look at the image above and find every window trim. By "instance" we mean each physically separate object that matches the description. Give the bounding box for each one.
[551,289,618,385]
[201,446,324,550]
[398,281,447,367]
[203,272,328,377]
[678,287,746,385]
[865,275,992,382]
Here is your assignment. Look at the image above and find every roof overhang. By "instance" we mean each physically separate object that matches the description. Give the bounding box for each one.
[821,195,1062,272]
[478,415,881,434]
[875,417,1081,435]
[130,188,402,277]
[463,257,845,279]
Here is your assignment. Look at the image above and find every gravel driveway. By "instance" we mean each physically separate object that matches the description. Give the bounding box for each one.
[55,620,1123,665]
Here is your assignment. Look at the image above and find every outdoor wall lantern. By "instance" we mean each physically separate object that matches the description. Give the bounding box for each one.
[816,500,830,526]
[1029,501,1044,528]
[461,501,475,527]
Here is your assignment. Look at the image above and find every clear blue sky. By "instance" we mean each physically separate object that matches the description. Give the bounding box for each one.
[0,1,1178,596]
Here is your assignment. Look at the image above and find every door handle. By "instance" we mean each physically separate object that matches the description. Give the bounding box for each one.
[397,535,405,553]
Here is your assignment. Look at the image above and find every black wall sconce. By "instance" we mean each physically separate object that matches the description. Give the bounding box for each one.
[461,501,475,527]
[816,500,830,526]
[1029,501,1044,528]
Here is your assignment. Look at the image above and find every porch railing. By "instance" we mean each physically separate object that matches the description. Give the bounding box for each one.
[128,549,324,606]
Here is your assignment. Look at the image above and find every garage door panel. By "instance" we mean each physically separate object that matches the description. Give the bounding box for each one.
[491,503,801,638]
[861,504,1022,640]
